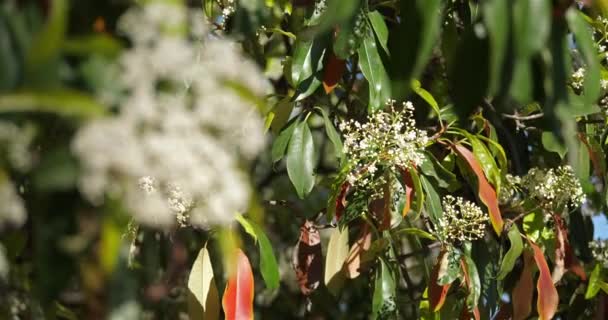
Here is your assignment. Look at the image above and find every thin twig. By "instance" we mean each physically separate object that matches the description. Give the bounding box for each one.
[501,112,544,121]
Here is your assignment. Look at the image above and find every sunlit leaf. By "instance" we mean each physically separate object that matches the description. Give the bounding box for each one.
[497,225,523,280]
[286,120,316,198]
[419,174,442,224]
[271,118,298,163]
[236,215,280,290]
[188,246,220,320]
[429,250,451,312]
[344,224,371,279]
[358,28,391,112]
[367,11,388,55]
[325,226,349,295]
[529,241,558,320]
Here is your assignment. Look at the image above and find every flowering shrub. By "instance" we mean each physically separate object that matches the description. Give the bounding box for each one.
[1,0,608,319]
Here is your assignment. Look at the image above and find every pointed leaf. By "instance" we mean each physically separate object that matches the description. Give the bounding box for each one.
[222,249,254,320]
[325,226,349,295]
[286,121,316,198]
[419,174,442,224]
[585,264,602,299]
[0,89,106,119]
[188,246,220,320]
[322,53,346,94]
[236,215,280,290]
[372,259,396,319]
[453,144,503,234]
[400,168,415,217]
[358,28,391,112]
[429,250,452,312]
[271,118,298,163]
[317,107,343,160]
[461,255,481,311]
[344,224,372,279]
[497,225,523,280]
[367,11,389,55]
[512,249,534,320]
[529,241,559,320]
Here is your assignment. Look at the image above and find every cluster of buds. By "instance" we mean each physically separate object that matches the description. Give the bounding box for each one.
[521,165,585,210]
[589,239,608,267]
[339,100,428,197]
[433,196,488,244]
[571,67,585,90]
[138,176,193,227]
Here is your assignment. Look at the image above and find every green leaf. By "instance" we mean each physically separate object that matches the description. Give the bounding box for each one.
[291,39,326,86]
[463,254,481,310]
[372,259,396,319]
[468,135,501,192]
[25,0,68,76]
[188,246,220,320]
[62,34,123,57]
[567,9,601,105]
[269,97,295,135]
[585,263,602,299]
[271,118,298,163]
[437,249,462,285]
[303,0,361,38]
[367,11,389,55]
[497,225,523,280]
[419,174,442,224]
[286,120,316,198]
[419,152,460,191]
[358,28,391,112]
[0,89,106,118]
[411,79,442,122]
[523,211,544,242]
[513,0,550,58]
[395,228,436,241]
[235,215,281,290]
[324,226,349,296]
[483,0,508,94]
[389,0,442,99]
[542,131,567,159]
[0,17,19,91]
[316,107,343,161]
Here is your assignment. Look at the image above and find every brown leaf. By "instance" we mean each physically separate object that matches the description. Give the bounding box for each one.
[335,182,350,221]
[459,257,480,320]
[369,182,392,231]
[453,144,504,234]
[552,214,586,282]
[530,241,559,320]
[344,224,372,279]
[399,167,415,217]
[292,220,323,296]
[322,53,346,94]
[513,249,534,320]
[429,250,451,312]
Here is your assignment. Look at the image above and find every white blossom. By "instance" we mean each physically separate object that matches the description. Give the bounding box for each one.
[0,180,26,229]
[432,196,488,244]
[73,1,269,228]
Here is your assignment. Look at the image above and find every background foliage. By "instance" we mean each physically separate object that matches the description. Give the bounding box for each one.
[2,0,608,319]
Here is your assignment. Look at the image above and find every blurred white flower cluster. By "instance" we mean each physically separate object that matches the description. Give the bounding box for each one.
[0,180,26,229]
[432,195,488,245]
[73,0,269,228]
[589,239,608,267]
[339,100,428,194]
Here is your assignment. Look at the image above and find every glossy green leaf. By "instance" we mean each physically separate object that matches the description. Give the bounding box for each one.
[317,107,343,161]
[395,228,436,241]
[236,215,280,290]
[523,211,544,243]
[513,0,550,58]
[585,263,602,299]
[269,97,295,135]
[291,39,326,87]
[419,174,442,224]
[368,11,389,55]
[286,120,316,198]
[497,225,523,280]
[271,118,298,163]
[0,89,106,118]
[411,79,442,122]
[567,9,601,105]
[419,152,460,191]
[372,259,396,319]
[437,249,462,285]
[469,135,501,191]
[463,254,481,310]
[358,28,391,112]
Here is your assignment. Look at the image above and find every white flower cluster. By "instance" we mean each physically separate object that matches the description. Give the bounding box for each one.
[571,67,585,90]
[589,239,608,267]
[339,100,428,192]
[521,165,585,210]
[219,0,236,28]
[432,196,488,244]
[73,1,269,228]
[0,180,26,229]
[0,121,35,172]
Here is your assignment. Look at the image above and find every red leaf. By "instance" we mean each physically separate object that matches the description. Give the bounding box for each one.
[453,144,504,234]
[552,214,586,282]
[344,224,372,279]
[529,241,559,320]
[335,182,350,221]
[429,250,451,312]
[222,249,254,320]
[399,167,415,217]
[292,220,323,295]
[512,250,534,320]
[369,182,392,231]
[322,53,346,94]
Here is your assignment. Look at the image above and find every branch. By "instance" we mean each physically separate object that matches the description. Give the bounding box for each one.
[501,112,544,121]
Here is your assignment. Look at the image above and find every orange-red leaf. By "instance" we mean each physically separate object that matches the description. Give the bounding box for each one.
[335,182,350,221]
[530,241,559,320]
[222,249,254,320]
[453,144,504,234]
[399,168,415,217]
[429,250,451,312]
[322,54,346,94]
[513,249,534,320]
[344,224,372,279]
